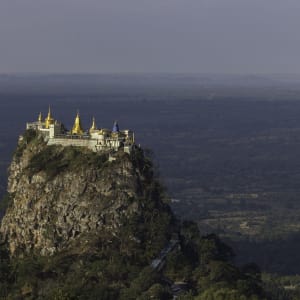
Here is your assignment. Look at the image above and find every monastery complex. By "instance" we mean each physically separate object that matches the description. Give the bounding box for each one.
[26,108,135,154]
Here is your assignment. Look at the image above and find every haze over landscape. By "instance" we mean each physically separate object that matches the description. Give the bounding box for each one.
[2,0,300,299]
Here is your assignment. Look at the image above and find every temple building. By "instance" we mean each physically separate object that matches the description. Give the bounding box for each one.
[26,108,135,154]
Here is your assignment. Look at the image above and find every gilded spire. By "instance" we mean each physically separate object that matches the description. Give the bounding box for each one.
[38,112,42,122]
[47,106,51,118]
[45,106,54,128]
[89,117,97,133]
[71,111,84,135]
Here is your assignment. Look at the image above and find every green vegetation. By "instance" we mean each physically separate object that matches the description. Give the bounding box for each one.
[27,144,108,179]
[162,222,266,300]
[262,273,300,300]
[12,130,109,180]
[0,221,268,299]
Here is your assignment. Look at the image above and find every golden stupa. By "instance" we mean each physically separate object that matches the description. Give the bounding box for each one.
[89,117,97,133]
[71,112,84,135]
[45,107,54,129]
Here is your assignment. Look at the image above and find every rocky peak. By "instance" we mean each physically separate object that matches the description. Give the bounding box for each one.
[1,130,174,257]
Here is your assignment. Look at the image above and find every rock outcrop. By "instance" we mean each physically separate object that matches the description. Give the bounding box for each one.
[1,130,173,256]
[0,130,267,300]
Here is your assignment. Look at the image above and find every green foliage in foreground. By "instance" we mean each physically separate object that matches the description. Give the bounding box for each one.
[163,222,267,300]
[262,273,300,300]
[0,222,268,300]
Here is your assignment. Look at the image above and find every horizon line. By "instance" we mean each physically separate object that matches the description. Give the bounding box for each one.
[1,72,300,77]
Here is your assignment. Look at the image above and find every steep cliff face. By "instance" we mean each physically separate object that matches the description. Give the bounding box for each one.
[1,130,173,256]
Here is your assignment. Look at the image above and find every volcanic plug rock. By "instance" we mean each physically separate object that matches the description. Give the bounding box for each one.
[0,130,174,256]
[0,130,268,300]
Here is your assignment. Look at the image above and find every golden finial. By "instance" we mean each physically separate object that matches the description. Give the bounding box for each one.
[47,106,51,118]
[75,110,80,122]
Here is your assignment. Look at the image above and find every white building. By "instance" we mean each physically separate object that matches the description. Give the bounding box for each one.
[26,108,135,154]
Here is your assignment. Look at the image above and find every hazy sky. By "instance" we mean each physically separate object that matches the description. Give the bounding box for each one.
[1,0,300,74]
